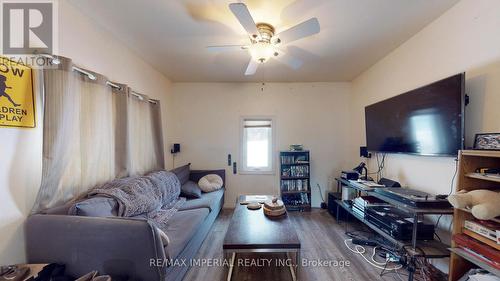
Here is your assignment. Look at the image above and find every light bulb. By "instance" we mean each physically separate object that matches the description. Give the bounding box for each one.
[249,42,274,64]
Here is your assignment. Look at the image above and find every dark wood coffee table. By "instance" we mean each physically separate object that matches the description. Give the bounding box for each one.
[223,195,301,281]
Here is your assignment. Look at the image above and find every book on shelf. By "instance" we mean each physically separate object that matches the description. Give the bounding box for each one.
[281,179,309,191]
[453,233,500,270]
[300,193,309,204]
[463,228,500,251]
[280,155,309,165]
[464,219,499,243]
[460,247,500,270]
[281,165,309,177]
[283,193,310,206]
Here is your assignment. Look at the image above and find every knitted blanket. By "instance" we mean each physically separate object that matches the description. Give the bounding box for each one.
[90,171,185,230]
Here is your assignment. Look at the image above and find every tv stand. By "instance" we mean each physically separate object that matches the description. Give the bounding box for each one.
[334,178,453,281]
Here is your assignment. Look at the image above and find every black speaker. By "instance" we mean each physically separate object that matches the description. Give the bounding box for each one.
[360,146,371,158]
[171,143,180,154]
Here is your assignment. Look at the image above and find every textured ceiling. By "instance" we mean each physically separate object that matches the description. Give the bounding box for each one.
[68,0,459,82]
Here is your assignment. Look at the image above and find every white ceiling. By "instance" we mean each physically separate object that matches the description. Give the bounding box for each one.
[68,0,459,82]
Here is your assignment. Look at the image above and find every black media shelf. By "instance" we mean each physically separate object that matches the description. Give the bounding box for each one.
[280,150,311,211]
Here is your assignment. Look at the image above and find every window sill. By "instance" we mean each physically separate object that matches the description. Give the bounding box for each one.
[239,170,276,175]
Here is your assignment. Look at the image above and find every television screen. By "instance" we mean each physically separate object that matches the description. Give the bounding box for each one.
[365,73,464,156]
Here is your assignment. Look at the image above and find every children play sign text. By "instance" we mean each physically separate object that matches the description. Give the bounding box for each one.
[0,57,35,128]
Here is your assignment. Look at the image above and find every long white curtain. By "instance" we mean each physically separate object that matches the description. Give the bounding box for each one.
[32,57,164,213]
[127,93,164,175]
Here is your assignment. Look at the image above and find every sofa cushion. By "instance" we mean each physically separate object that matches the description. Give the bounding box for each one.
[170,164,190,185]
[68,197,118,217]
[198,174,223,192]
[180,181,202,199]
[179,188,224,212]
[164,208,209,259]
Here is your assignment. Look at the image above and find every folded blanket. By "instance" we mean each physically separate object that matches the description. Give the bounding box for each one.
[90,171,185,229]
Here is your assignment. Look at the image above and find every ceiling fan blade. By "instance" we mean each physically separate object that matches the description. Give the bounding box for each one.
[229,3,259,37]
[206,45,248,52]
[275,18,320,44]
[245,59,259,76]
[274,49,303,69]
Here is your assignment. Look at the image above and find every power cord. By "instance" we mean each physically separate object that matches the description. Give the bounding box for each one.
[344,239,403,271]
[316,183,325,202]
[368,153,386,182]
[316,183,327,209]
[435,157,458,228]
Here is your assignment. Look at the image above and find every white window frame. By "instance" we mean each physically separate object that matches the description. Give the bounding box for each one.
[239,116,276,175]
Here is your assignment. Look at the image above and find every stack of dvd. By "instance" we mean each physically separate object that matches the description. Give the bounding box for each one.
[352,196,389,219]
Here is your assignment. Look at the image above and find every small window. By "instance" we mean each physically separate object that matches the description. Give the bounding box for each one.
[240,117,275,174]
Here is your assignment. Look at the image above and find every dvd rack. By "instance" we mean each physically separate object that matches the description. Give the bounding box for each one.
[280,150,311,211]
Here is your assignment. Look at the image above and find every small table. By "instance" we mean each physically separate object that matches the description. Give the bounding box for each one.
[223,195,301,281]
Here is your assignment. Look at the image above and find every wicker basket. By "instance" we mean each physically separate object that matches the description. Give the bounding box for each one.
[263,197,286,217]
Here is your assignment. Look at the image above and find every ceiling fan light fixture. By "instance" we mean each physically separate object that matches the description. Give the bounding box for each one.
[249,41,274,63]
[210,2,318,75]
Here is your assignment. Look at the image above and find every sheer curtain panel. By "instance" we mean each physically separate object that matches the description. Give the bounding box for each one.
[127,92,164,176]
[32,56,164,213]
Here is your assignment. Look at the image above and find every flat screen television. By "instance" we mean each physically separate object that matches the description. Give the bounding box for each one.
[365,73,465,156]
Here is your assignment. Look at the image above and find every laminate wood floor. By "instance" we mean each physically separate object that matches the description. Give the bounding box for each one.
[184,209,397,281]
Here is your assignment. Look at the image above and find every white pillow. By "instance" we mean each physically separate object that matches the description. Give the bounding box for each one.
[198,174,223,192]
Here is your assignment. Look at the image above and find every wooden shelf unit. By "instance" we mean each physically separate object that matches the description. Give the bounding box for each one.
[449,150,500,281]
[280,150,311,211]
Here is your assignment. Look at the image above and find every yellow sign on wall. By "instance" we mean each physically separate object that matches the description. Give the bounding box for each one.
[0,57,35,128]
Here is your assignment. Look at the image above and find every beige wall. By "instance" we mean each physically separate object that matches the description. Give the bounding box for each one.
[171,83,351,208]
[349,0,500,265]
[0,1,173,264]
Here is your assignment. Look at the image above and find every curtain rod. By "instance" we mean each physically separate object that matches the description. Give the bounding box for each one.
[131,90,157,104]
[131,90,144,100]
[106,81,121,90]
[72,66,97,81]
[40,54,157,104]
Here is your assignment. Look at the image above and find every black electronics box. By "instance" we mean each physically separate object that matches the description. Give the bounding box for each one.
[365,206,435,240]
[328,192,354,221]
[374,188,451,208]
[341,170,359,180]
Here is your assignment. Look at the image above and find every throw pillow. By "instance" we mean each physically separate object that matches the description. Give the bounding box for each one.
[170,163,190,185]
[68,197,118,217]
[198,174,224,192]
[181,181,202,198]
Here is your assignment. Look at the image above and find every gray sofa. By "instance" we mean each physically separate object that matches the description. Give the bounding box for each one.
[25,169,225,281]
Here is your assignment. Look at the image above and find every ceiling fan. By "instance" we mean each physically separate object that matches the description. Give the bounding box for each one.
[207,2,320,76]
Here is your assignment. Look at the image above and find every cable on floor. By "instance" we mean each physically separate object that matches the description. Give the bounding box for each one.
[344,239,403,271]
